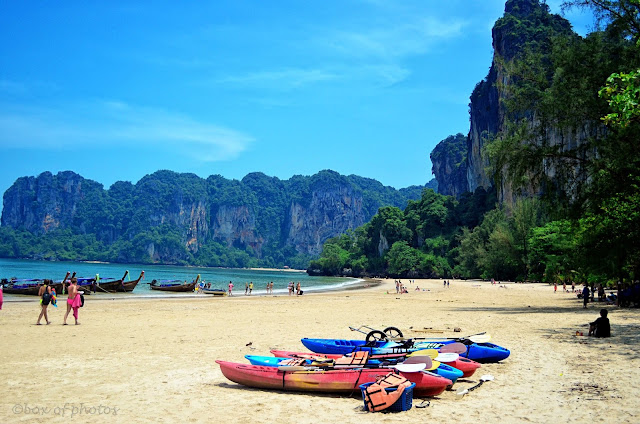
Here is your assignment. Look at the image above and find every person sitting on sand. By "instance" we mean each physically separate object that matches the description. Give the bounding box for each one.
[588,309,611,338]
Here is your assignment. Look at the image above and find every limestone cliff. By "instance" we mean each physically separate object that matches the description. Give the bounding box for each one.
[466,0,576,203]
[285,183,365,256]
[1,170,425,265]
[430,133,468,198]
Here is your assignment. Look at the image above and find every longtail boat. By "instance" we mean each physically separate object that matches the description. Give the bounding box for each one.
[1,278,44,295]
[93,270,131,293]
[118,271,145,292]
[51,272,94,294]
[201,287,227,296]
[149,274,199,292]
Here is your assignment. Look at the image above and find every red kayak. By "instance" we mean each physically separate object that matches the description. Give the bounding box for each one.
[216,360,451,397]
[270,349,481,378]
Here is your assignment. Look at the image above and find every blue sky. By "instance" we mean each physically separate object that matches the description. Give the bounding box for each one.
[0,1,594,199]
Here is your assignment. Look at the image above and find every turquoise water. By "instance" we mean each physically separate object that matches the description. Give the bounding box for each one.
[0,258,359,296]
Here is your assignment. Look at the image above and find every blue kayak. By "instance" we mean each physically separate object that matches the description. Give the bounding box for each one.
[300,338,510,363]
[244,355,463,383]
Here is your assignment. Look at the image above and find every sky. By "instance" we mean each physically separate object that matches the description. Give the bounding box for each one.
[0,0,595,200]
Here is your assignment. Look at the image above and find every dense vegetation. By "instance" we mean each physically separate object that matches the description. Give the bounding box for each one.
[311,0,640,287]
[0,170,428,269]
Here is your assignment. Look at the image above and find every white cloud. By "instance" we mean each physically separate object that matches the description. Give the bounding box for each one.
[217,68,339,89]
[320,17,467,60]
[0,101,253,162]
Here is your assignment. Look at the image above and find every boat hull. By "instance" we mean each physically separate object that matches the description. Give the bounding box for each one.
[216,360,450,397]
[150,282,196,292]
[301,338,509,363]
[201,288,227,296]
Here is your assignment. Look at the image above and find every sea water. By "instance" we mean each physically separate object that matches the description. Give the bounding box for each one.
[0,258,360,297]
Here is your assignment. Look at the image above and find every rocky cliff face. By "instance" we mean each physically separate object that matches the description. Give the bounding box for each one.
[466,0,576,203]
[286,184,365,256]
[1,170,424,264]
[1,171,102,234]
[430,133,469,198]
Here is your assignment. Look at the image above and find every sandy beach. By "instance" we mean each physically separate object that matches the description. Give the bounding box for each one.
[0,278,638,424]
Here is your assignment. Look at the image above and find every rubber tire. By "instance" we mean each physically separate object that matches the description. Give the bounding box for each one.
[383,326,403,338]
[366,330,388,343]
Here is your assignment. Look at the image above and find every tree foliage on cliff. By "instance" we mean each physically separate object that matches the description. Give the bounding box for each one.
[311,0,640,285]
[0,170,427,269]
[483,0,640,282]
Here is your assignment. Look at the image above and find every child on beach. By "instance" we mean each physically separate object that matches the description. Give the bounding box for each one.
[588,309,611,338]
[228,281,234,296]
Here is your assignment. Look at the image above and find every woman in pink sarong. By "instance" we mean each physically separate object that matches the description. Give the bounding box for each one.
[0,283,3,310]
[63,278,82,325]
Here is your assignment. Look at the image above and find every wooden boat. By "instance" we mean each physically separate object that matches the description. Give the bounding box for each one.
[118,271,145,292]
[201,287,227,296]
[150,274,199,292]
[1,278,43,295]
[94,270,131,293]
[51,272,94,294]
[215,360,451,397]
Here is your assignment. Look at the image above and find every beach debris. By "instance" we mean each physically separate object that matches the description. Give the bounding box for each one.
[454,327,461,332]
[456,374,494,396]
[568,382,619,400]
[246,342,253,347]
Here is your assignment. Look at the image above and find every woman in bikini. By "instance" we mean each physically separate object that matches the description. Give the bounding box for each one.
[36,280,52,325]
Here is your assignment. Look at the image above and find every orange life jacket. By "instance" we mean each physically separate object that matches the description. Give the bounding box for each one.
[363,372,411,412]
[334,351,369,367]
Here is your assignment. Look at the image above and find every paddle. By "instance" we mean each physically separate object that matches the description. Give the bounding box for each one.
[434,352,459,363]
[277,365,318,371]
[456,374,494,396]
[402,355,440,371]
[467,334,491,344]
[393,362,427,373]
[439,342,467,354]
[407,349,439,359]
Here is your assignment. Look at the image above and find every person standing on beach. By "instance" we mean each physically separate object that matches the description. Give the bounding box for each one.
[554,283,557,293]
[582,285,590,309]
[0,283,3,311]
[36,280,52,325]
[288,281,294,296]
[249,281,253,295]
[228,281,234,296]
[63,278,82,325]
[245,282,249,295]
[296,282,301,295]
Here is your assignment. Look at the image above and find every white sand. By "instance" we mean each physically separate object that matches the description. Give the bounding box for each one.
[0,278,637,423]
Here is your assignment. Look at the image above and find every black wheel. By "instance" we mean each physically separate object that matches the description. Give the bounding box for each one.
[366,330,388,343]
[383,327,403,338]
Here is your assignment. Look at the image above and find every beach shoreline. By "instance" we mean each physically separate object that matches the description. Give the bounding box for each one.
[1,277,637,424]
